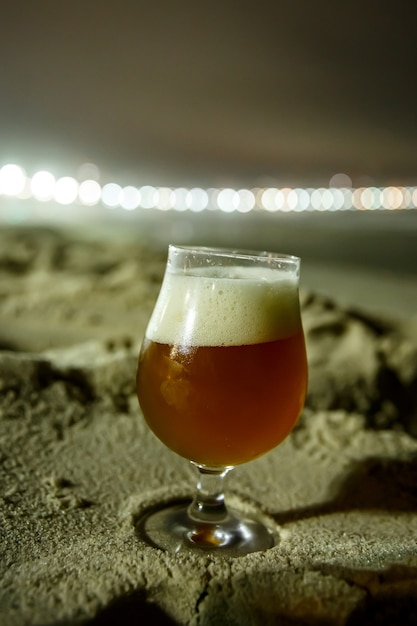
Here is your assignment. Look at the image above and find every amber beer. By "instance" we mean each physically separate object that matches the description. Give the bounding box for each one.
[137,265,307,468]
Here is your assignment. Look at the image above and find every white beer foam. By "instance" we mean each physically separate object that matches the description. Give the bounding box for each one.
[146,266,301,347]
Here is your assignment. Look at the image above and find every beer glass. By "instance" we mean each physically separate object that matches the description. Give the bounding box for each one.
[136,246,307,555]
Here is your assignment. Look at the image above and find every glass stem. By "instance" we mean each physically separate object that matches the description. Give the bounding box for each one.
[188,464,232,524]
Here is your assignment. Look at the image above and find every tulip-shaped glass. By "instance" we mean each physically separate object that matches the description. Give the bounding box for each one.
[136,246,308,556]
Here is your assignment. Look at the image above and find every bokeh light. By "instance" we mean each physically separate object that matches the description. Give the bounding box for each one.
[261,188,278,211]
[155,187,173,211]
[54,177,79,205]
[217,188,238,212]
[30,170,56,201]
[236,189,255,213]
[120,186,141,210]
[171,188,189,211]
[139,186,157,209]
[79,180,101,206]
[381,186,403,210]
[329,172,352,188]
[0,164,26,196]
[102,182,122,208]
[77,162,100,182]
[1,162,416,216]
[186,188,208,212]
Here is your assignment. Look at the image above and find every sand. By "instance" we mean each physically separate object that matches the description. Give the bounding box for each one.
[1,224,417,625]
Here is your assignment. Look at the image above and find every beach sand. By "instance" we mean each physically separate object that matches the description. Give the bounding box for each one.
[1,223,417,625]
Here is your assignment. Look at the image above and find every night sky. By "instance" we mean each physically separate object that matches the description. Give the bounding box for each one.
[1,1,416,187]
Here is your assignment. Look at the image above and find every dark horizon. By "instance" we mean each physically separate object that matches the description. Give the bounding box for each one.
[1,1,417,188]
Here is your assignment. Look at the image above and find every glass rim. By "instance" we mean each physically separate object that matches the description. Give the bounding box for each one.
[168,244,300,264]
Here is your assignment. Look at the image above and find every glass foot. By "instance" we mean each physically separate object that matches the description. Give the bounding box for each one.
[135,499,275,557]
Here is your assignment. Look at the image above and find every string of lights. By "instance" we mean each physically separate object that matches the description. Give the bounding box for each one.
[1,163,416,213]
